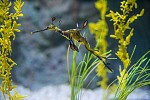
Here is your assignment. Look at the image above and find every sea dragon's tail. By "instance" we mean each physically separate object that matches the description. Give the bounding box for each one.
[81,37,113,72]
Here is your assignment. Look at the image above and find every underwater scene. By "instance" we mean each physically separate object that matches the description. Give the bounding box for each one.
[0,0,150,100]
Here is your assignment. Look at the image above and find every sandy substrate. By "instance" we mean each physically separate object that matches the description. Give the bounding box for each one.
[1,84,150,100]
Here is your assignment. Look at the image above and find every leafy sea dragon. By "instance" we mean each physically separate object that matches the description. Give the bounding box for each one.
[31,17,113,72]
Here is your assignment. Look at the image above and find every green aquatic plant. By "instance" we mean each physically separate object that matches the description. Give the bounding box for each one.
[67,44,98,100]
[0,0,25,99]
[67,42,112,100]
[115,49,150,100]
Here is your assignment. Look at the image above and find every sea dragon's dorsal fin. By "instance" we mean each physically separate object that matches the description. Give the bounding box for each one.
[82,20,88,30]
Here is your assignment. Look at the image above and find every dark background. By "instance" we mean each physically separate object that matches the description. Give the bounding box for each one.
[10,0,150,91]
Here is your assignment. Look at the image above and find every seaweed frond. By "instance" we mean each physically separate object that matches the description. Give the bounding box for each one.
[107,0,144,90]
[106,0,144,69]
[0,0,24,99]
[89,0,109,90]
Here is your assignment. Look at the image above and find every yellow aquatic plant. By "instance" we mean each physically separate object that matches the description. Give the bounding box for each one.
[0,0,24,99]
[106,0,144,92]
[89,0,109,89]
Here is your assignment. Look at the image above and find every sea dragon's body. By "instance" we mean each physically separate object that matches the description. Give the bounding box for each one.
[31,17,113,72]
